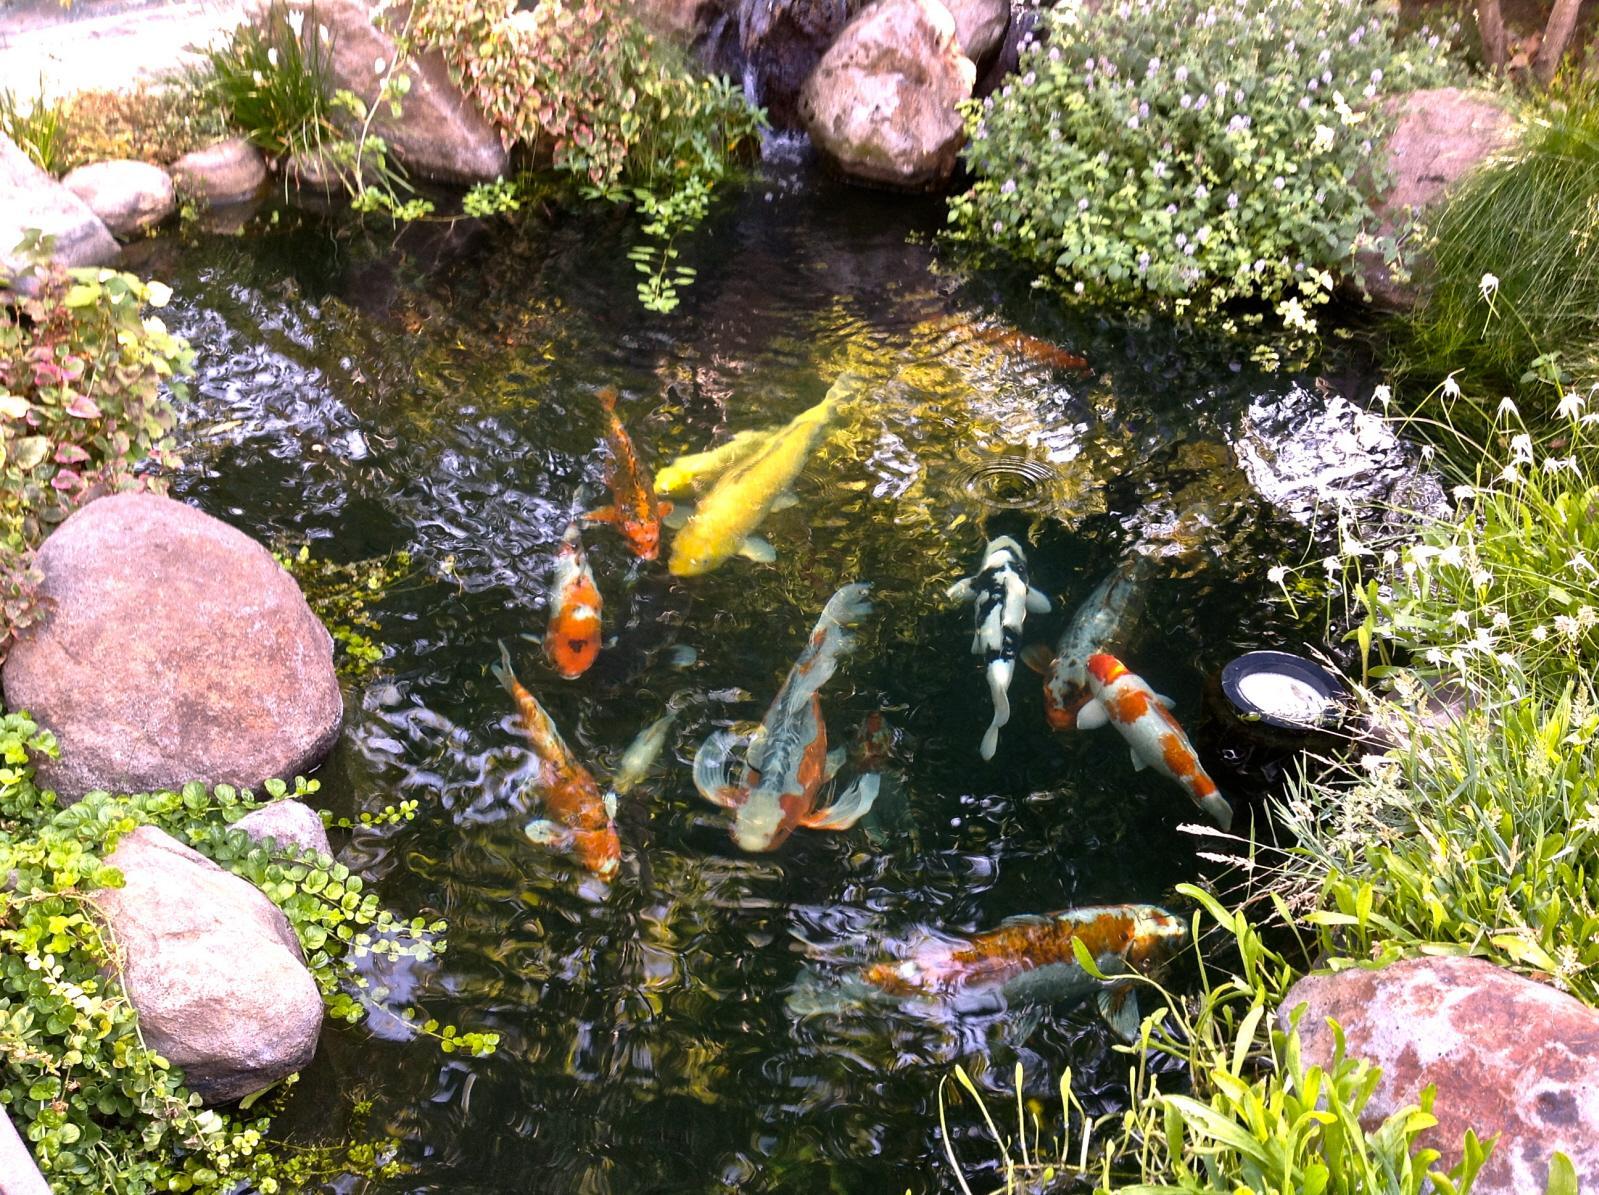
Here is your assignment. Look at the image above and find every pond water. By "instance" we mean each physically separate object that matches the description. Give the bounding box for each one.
[135,156,1356,1193]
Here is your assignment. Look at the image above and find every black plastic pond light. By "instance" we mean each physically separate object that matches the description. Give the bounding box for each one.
[1219,650,1348,737]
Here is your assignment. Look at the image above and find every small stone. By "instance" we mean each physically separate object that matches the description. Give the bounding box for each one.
[284,147,345,192]
[234,799,333,858]
[170,137,267,206]
[799,0,977,191]
[94,826,323,1105]
[61,159,176,237]
[1,493,344,801]
[1283,956,1599,1194]
[0,133,118,285]
[938,0,1008,64]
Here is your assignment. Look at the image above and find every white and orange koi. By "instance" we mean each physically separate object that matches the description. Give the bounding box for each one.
[544,521,602,679]
[493,642,621,880]
[691,583,879,851]
[1077,653,1232,830]
[1024,555,1151,731]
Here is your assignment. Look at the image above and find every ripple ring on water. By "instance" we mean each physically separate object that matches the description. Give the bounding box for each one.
[956,456,1064,512]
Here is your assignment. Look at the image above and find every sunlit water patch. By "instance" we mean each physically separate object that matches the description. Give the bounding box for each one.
[136,162,1387,1192]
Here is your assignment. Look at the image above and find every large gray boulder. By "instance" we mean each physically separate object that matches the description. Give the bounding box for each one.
[1283,956,1599,1194]
[941,0,1007,64]
[95,826,323,1104]
[292,0,509,185]
[1358,88,1517,309]
[169,137,267,206]
[0,1106,50,1195]
[61,159,176,237]
[799,0,976,191]
[1,493,343,801]
[0,133,119,285]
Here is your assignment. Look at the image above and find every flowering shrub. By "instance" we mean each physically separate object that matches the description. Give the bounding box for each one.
[0,247,192,649]
[948,0,1460,335]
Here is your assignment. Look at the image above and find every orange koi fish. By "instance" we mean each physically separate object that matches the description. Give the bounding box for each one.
[493,642,621,880]
[544,521,602,679]
[1077,653,1232,829]
[583,386,672,560]
[691,583,879,851]
[974,325,1092,373]
[856,904,1186,1039]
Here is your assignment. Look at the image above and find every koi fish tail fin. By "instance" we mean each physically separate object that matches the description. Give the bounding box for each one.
[560,519,587,547]
[1196,790,1234,832]
[981,663,1013,758]
[979,721,1001,761]
[801,773,880,832]
[692,729,750,809]
[492,640,520,698]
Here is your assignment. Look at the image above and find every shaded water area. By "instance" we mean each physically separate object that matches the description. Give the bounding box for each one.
[133,158,1366,1192]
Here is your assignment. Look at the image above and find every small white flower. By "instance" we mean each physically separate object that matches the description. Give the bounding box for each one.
[1450,609,1472,628]
[1532,625,1549,642]
[1510,433,1534,464]
[287,8,304,36]
[1438,545,1465,568]
[1479,272,1500,299]
[1321,555,1340,576]
[1420,443,1435,461]
[374,55,387,75]
[1077,197,1090,210]
[1073,281,1086,294]
[1557,390,1585,420]
[1556,614,1580,640]
[1312,124,1335,152]
[267,46,279,68]
[1492,611,1510,629]
[1373,383,1392,407]
[1452,484,1475,502]
[1441,373,1462,399]
[1267,564,1289,584]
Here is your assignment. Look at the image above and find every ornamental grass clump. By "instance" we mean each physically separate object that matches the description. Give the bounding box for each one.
[949,0,1460,336]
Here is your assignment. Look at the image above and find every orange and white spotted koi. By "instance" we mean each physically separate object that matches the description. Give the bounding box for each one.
[1077,653,1232,830]
[544,521,602,679]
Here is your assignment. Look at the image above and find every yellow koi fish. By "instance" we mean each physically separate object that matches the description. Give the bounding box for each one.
[668,380,857,577]
[654,427,778,498]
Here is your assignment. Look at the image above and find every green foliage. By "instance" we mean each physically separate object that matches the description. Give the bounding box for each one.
[0,247,191,649]
[948,0,1460,339]
[0,82,67,173]
[54,75,229,171]
[274,542,413,678]
[940,890,1488,1192]
[410,0,764,310]
[206,1,416,212]
[0,710,496,1191]
[1403,82,1599,401]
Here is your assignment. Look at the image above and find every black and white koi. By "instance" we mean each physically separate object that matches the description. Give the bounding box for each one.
[947,536,1050,760]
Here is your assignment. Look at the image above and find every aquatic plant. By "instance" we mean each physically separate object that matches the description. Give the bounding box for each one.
[274,542,413,678]
[0,247,192,652]
[939,888,1490,1192]
[409,0,764,311]
[948,0,1461,340]
[0,82,67,174]
[1402,82,1599,404]
[0,710,495,1192]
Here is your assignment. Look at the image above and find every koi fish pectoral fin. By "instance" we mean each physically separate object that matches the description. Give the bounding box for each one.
[737,535,777,563]
[525,819,576,851]
[824,746,847,781]
[1075,700,1110,731]
[945,576,976,602]
[1156,693,1175,709]
[692,730,749,807]
[1020,643,1056,675]
[1097,984,1141,1042]
[656,500,675,519]
[662,503,694,530]
[1024,587,1051,615]
[800,774,880,832]
[769,489,801,512]
[1198,792,1234,831]
[1129,750,1149,771]
[582,505,621,525]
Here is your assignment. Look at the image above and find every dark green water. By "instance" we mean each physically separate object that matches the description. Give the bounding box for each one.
[135,160,1357,1193]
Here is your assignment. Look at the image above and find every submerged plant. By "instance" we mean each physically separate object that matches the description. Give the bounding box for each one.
[948,0,1460,339]
[275,543,413,678]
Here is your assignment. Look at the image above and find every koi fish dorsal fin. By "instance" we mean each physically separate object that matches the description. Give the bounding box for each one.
[800,773,880,831]
[1097,983,1141,1042]
[997,913,1051,928]
[1020,643,1056,675]
[1075,700,1110,731]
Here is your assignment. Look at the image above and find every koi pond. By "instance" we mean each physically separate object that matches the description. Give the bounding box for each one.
[135,155,1393,1192]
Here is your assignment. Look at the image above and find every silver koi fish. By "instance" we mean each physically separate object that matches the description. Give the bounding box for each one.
[1027,554,1153,731]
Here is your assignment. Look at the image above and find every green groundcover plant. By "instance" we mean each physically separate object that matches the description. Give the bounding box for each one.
[949,0,1460,340]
